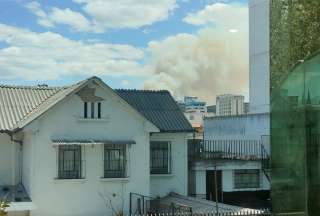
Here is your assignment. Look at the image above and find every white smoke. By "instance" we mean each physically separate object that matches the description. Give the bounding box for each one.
[143,2,249,104]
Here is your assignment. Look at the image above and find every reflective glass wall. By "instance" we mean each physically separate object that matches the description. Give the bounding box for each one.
[270,1,320,216]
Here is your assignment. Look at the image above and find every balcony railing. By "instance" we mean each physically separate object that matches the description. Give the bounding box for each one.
[188,139,269,161]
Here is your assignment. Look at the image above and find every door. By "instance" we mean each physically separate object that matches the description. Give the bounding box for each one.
[206,170,222,202]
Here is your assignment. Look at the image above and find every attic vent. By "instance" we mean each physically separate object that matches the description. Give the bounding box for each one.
[38,84,48,88]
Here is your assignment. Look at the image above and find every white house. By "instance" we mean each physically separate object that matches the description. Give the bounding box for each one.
[0,76,193,216]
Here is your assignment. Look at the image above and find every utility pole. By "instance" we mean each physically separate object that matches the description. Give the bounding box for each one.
[214,165,219,215]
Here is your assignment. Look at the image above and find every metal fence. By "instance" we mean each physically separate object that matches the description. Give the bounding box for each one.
[127,208,272,216]
[188,139,269,161]
[129,193,192,216]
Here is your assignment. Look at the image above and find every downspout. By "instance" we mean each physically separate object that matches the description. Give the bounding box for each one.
[8,131,23,186]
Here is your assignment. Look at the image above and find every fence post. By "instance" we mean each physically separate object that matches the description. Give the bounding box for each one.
[171,203,175,216]
[129,192,132,216]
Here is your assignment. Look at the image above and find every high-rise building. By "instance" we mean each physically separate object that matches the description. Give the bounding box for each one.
[216,94,245,116]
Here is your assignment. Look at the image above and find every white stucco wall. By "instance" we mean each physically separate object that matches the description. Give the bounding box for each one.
[192,161,270,194]
[23,82,156,216]
[0,133,20,186]
[0,133,13,185]
[249,0,270,114]
[150,132,190,198]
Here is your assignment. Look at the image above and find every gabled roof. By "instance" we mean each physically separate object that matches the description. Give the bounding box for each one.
[116,89,194,133]
[0,76,192,133]
[0,80,86,132]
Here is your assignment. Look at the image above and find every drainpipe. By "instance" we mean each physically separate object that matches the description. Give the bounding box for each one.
[9,132,23,186]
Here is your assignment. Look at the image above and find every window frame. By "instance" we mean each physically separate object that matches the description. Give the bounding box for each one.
[234,169,260,189]
[103,144,127,178]
[57,145,84,179]
[150,141,172,175]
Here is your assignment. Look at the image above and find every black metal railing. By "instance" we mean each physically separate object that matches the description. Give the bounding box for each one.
[57,160,86,179]
[129,193,192,216]
[150,142,172,174]
[103,159,127,178]
[188,139,269,161]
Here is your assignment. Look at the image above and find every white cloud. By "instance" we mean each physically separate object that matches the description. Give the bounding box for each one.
[0,23,147,80]
[26,0,178,33]
[183,2,247,32]
[26,1,97,32]
[75,0,177,30]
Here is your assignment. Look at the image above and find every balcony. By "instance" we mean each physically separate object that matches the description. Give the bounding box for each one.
[188,139,269,162]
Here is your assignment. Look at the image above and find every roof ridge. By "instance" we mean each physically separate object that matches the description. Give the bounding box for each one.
[10,85,74,129]
[0,84,68,90]
[115,88,169,93]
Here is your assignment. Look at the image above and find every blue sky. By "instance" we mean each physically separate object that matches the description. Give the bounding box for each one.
[0,0,248,103]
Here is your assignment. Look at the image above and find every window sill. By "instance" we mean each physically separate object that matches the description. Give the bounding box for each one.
[77,118,110,123]
[150,174,174,178]
[53,178,87,183]
[100,177,129,182]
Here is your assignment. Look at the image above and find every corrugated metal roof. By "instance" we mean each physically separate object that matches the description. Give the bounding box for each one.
[158,193,261,214]
[51,139,136,145]
[0,80,85,132]
[0,77,192,133]
[116,89,194,133]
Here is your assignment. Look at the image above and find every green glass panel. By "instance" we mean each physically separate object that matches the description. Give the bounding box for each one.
[271,1,320,216]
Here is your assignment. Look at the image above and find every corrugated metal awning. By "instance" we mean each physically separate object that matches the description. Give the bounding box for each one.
[52,139,136,146]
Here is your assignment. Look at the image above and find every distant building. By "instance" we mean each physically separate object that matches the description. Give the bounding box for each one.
[206,105,216,117]
[216,94,245,116]
[244,102,250,114]
[184,96,207,113]
[178,96,207,138]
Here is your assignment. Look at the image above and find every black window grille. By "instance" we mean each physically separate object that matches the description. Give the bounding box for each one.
[84,102,88,118]
[234,169,260,189]
[58,145,83,179]
[104,144,126,178]
[150,141,171,174]
[91,102,95,118]
[98,102,101,119]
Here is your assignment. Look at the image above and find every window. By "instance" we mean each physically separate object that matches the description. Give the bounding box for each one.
[84,102,88,118]
[150,141,171,174]
[58,145,83,179]
[98,102,101,119]
[234,169,260,189]
[91,102,95,118]
[83,102,102,119]
[104,144,126,178]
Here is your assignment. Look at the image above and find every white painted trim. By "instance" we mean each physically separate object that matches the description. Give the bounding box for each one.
[77,118,110,123]
[150,174,174,178]
[99,178,129,182]
[53,178,87,184]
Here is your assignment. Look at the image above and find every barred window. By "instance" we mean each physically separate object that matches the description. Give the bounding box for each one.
[234,169,260,189]
[150,141,171,174]
[58,145,83,179]
[104,144,126,178]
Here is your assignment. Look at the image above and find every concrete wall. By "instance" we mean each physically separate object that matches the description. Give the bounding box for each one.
[150,132,189,198]
[249,0,270,114]
[23,82,155,216]
[204,113,270,140]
